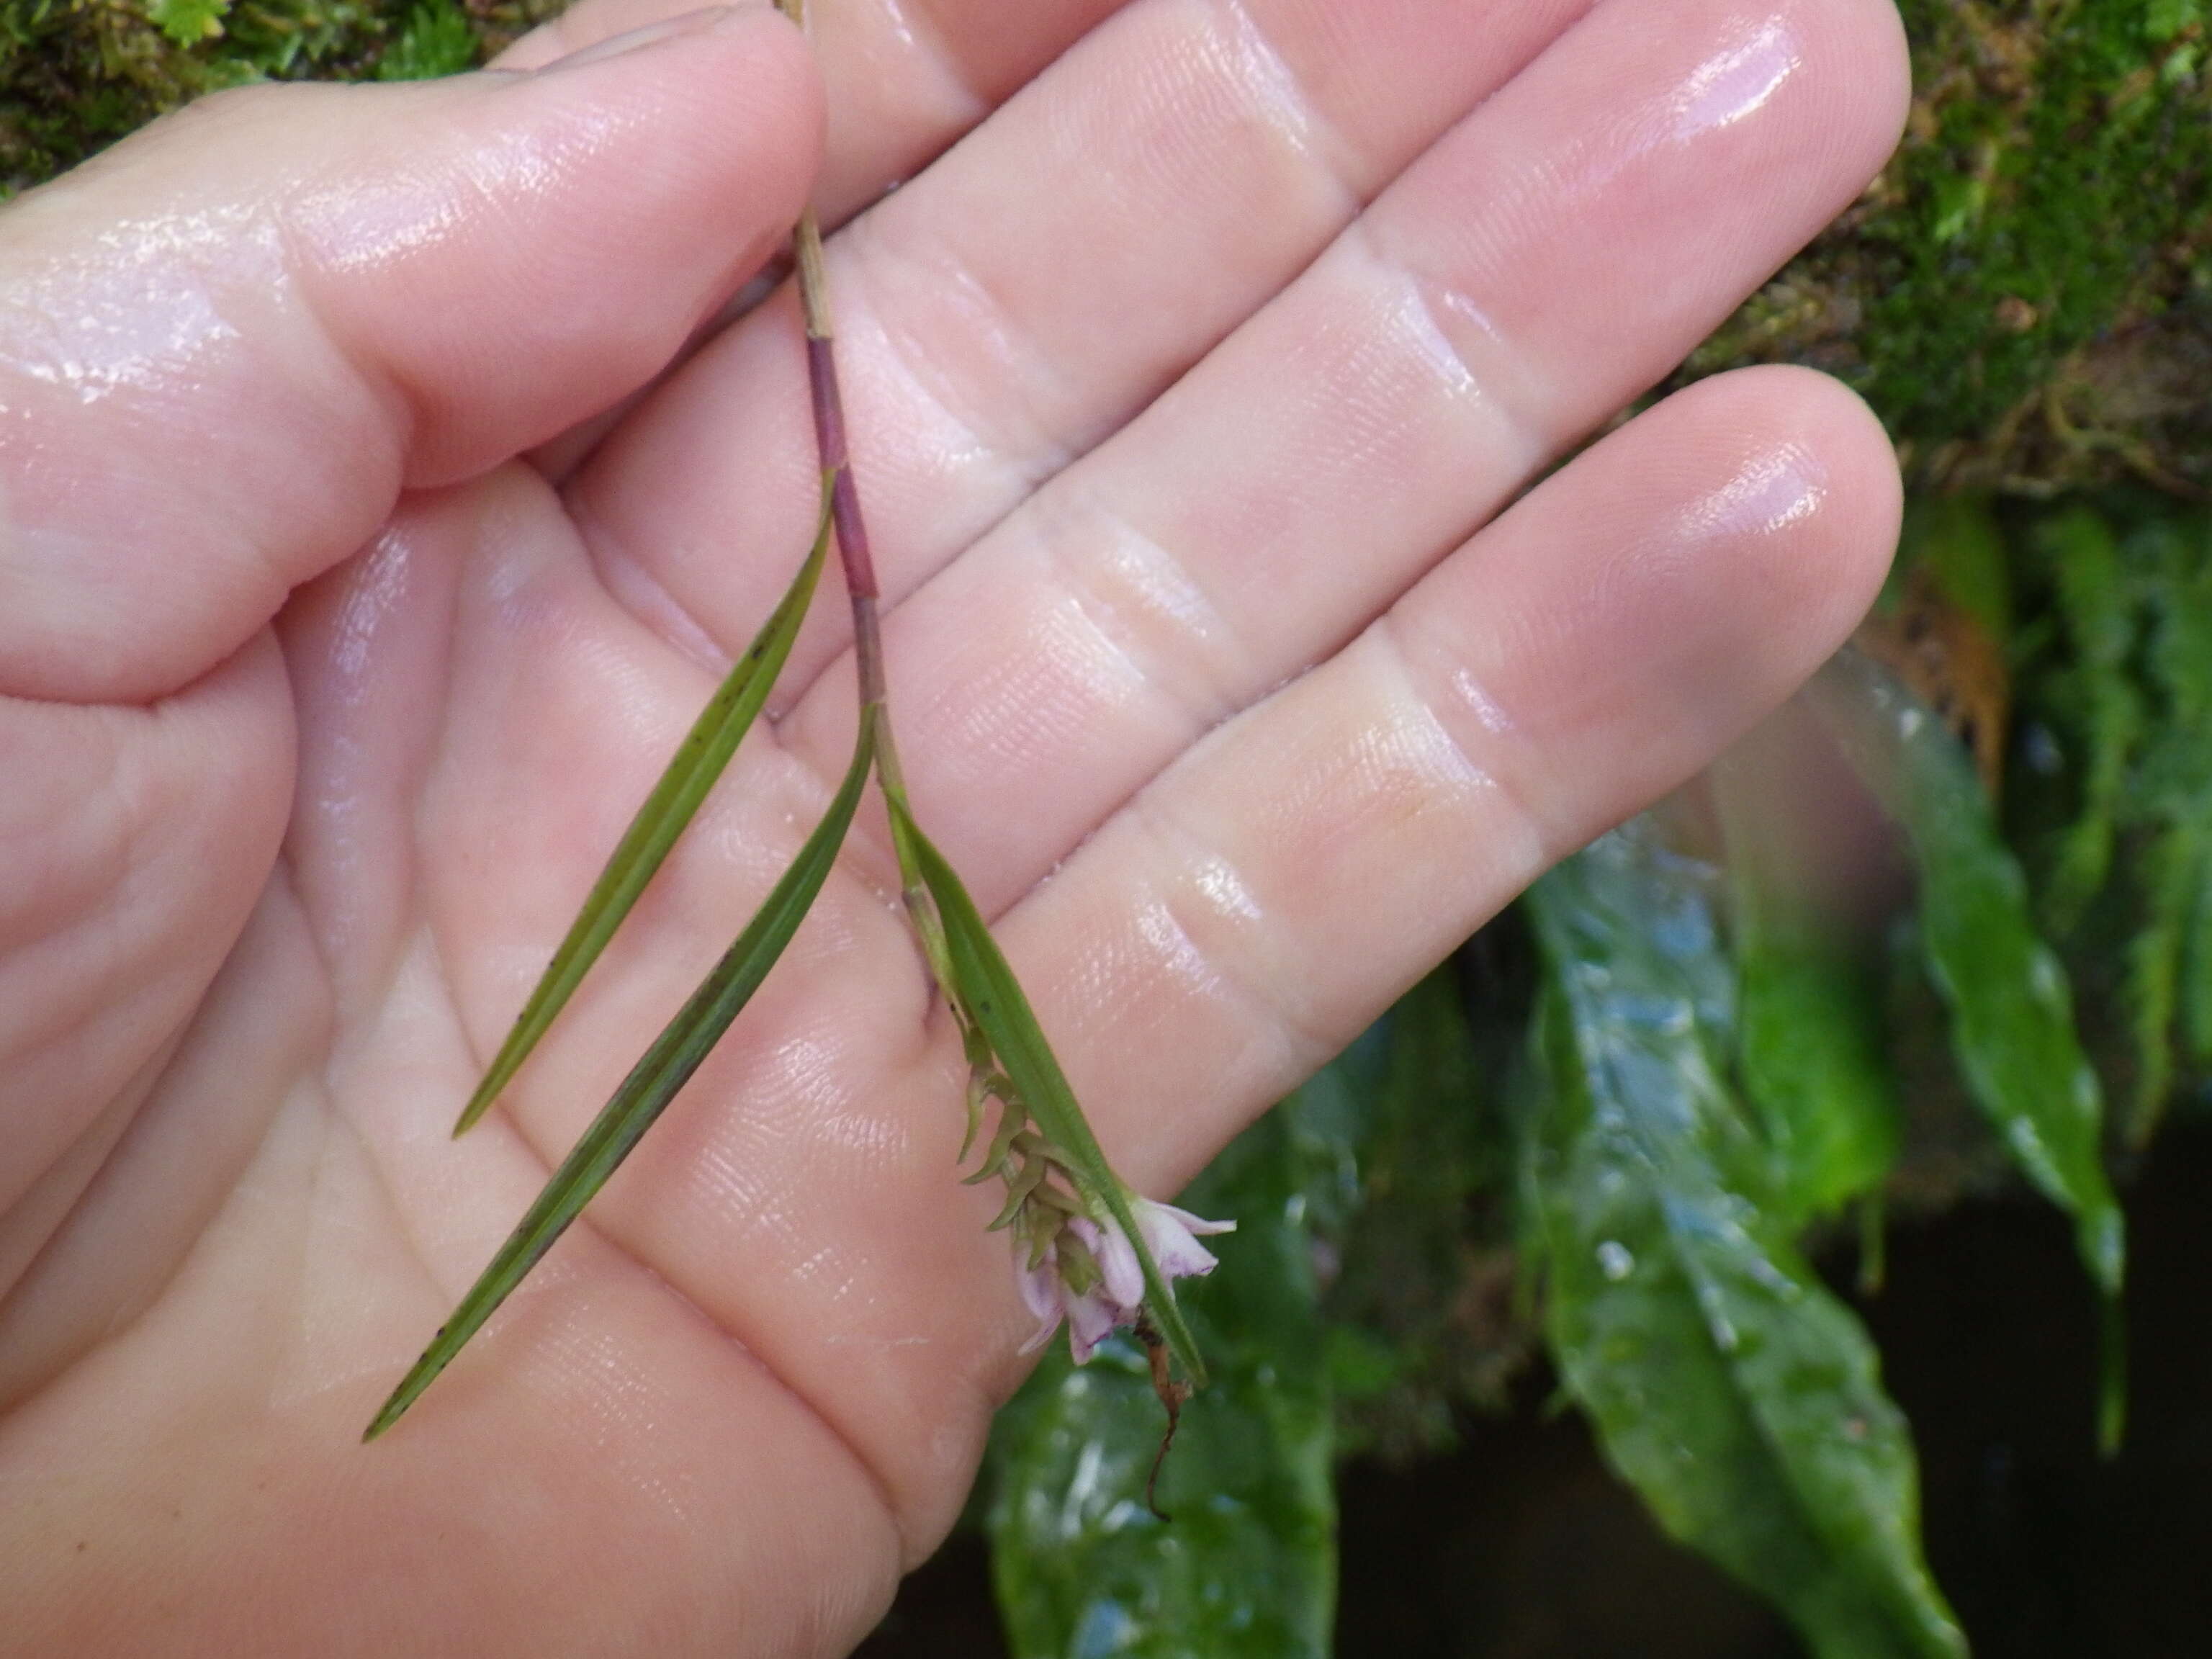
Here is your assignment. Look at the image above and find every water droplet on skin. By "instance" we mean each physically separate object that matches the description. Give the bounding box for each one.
[1596,1241,1635,1281]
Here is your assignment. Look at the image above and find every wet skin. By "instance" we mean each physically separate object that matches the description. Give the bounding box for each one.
[0,0,1907,1652]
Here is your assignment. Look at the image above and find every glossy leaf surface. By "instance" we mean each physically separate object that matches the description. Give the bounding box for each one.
[1809,650,2124,1304]
[1524,819,1964,1659]
[453,485,833,1135]
[365,709,875,1439]
[2035,503,2141,929]
[1714,733,1900,1226]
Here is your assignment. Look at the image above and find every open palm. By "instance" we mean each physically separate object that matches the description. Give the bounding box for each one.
[0,0,1907,1650]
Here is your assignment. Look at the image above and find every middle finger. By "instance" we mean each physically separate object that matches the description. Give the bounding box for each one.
[565,0,1593,678]
[771,0,1909,910]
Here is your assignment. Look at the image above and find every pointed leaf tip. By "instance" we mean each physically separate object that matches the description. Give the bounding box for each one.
[451,479,835,1138]
[367,709,875,1439]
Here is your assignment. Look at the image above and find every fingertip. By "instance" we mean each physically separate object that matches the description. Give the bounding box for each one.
[495,0,791,72]
[1391,359,1908,858]
[1758,0,1912,204]
[1663,362,1903,657]
[1832,0,1915,166]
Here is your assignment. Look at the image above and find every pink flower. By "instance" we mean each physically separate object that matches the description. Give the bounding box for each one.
[1016,1198,1235,1364]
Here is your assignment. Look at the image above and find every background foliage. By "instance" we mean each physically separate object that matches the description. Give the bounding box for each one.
[6,1,2210,1654]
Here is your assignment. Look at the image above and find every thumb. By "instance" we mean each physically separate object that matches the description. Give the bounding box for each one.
[0,4,821,706]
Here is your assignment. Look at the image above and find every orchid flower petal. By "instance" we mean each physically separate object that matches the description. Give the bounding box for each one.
[1065,1288,1119,1364]
[1149,1201,1236,1238]
[1092,1220,1147,1311]
[1133,1197,1233,1280]
[1017,1251,1064,1326]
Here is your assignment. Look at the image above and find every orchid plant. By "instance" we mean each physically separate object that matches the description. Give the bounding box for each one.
[361,0,1228,1499]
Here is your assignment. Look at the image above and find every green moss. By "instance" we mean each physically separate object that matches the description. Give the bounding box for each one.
[1687,1,2212,493]
[379,0,477,81]
[0,0,561,191]
[1879,5,2207,443]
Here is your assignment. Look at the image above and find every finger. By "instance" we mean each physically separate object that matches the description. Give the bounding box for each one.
[0,6,819,705]
[769,0,1908,910]
[0,644,291,1243]
[1011,368,1904,1187]
[497,0,1155,487]
[563,0,1591,690]
[497,0,1133,217]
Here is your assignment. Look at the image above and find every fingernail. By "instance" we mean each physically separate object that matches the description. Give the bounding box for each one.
[538,6,736,73]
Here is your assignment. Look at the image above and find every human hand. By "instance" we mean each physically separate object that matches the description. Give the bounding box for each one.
[0,1,1908,1650]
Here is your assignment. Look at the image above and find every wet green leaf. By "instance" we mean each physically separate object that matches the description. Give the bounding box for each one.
[1902,493,2012,642]
[1320,966,1512,1460]
[2036,503,2142,929]
[364,707,874,1439]
[2130,509,2212,1110]
[987,1090,1344,1659]
[454,484,833,1136]
[1809,651,2124,1301]
[2126,820,2201,1136]
[1714,737,1900,1226]
[1733,923,1899,1228]
[2010,498,2212,1142]
[1523,819,1964,1659]
[890,798,1206,1385]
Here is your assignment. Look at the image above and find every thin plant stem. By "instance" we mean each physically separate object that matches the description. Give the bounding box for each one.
[360,1,1214,1441]
[775,0,940,947]
[772,0,1215,1425]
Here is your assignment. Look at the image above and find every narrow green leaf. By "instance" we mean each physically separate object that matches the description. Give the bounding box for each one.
[454,482,833,1136]
[2035,503,2142,929]
[1903,492,2012,646]
[987,1093,1341,1659]
[1714,732,1900,1226]
[1523,820,1966,1659]
[2131,507,2212,1135]
[1732,934,1899,1224]
[364,709,874,1440]
[2125,819,2198,1134]
[887,797,1207,1386]
[1809,649,2125,1300]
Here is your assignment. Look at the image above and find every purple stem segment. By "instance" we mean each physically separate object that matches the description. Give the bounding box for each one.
[804,333,878,603]
[803,330,888,708]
